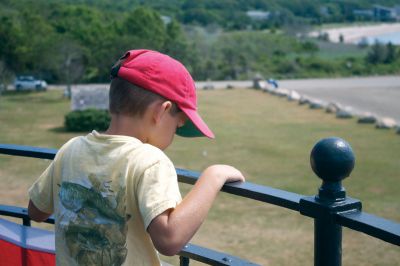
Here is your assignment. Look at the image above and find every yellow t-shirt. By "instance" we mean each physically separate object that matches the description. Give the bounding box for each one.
[29,130,182,266]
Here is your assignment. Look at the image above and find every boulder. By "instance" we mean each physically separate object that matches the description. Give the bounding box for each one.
[299,96,310,105]
[252,73,264,89]
[309,100,325,109]
[203,83,215,90]
[326,102,341,113]
[275,88,290,97]
[262,85,274,93]
[376,117,397,129]
[336,108,353,119]
[287,90,301,101]
[357,113,377,124]
[396,127,400,135]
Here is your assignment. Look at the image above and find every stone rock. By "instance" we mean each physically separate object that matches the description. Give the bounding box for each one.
[259,80,268,90]
[269,87,278,95]
[326,102,341,113]
[376,117,397,129]
[275,88,290,97]
[226,84,234,89]
[396,127,400,135]
[309,100,325,109]
[262,85,274,93]
[203,83,215,90]
[357,113,377,124]
[299,96,310,105]
[252,73,264,89]
[287,90,301,101]
[336,108,353,119]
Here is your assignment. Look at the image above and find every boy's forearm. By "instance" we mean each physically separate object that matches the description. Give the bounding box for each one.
[148,165,244,256]
[171,173,224,236]
[148,173,223,255]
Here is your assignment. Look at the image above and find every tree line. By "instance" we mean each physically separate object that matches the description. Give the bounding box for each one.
[40,0,400,29]
[1,0,399,88]
[0,1,195,85]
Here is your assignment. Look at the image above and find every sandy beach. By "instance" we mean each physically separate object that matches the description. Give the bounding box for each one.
[309,23,400,44]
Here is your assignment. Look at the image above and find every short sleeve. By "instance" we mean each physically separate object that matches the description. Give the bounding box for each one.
[136,159,182,230]
[28,162,55,214]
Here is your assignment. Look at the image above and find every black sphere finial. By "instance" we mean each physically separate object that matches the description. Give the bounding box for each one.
[310,137,355,182]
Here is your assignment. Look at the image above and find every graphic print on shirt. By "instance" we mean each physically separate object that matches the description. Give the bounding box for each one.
[58,173,129,265]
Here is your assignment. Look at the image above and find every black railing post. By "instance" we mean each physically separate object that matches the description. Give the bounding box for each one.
[23,217,31,227]
[179,256,190,266]
[300,137,362,266]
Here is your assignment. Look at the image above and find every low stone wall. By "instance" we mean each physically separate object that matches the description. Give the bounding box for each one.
[71,86,109,111]
[254,82,400,135]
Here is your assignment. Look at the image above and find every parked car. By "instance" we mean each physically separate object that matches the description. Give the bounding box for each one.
[14,76,47,91]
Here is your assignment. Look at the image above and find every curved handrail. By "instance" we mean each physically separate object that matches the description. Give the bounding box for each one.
[0,204,258,265]
[0,144,303,211]
[1,142,400,266]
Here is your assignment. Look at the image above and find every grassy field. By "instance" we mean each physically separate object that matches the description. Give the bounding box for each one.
[0,88,399,265]
[316,40,368,60]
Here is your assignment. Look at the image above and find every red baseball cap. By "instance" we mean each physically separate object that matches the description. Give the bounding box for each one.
[111,49,214,139]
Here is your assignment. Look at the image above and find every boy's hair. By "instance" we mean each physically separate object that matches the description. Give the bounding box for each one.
[109,77,165,117]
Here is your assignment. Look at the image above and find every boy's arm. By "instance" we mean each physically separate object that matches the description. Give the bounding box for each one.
[28,200,52,222]
[147,165,245,256]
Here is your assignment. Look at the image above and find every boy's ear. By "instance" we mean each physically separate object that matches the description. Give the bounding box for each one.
[152,101,172,123]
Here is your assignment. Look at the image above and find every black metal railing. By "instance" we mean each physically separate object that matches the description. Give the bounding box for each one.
[0,137,399,266]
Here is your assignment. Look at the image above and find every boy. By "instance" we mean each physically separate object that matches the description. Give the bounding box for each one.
[28,49,245,265]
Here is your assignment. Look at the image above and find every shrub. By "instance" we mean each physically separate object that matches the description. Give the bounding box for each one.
[65,109,110,132]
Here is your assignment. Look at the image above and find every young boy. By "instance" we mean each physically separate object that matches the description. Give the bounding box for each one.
[28,49,245,265]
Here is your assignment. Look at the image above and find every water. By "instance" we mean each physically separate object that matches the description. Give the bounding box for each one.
[366,31,400,45]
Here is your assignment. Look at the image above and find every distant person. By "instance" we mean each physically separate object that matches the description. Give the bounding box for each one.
[27,49,245,265]
[267,78,279,89]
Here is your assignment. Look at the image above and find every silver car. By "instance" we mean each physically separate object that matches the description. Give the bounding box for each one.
[14,76,47,91]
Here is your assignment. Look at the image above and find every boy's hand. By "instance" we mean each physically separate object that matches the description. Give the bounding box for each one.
[202,164,245,185]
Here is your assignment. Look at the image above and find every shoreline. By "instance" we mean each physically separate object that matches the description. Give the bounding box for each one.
[309,23,400,44]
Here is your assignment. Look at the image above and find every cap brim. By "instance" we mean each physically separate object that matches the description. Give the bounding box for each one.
[176,109,215,139]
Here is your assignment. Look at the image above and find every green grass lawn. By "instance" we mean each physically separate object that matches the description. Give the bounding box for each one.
[315,40,368,60]
[0,89,399,265]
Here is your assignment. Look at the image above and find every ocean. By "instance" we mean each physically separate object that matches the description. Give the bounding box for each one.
[366,31,400,45]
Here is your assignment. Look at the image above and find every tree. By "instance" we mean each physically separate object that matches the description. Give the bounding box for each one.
[181,8,219,26]
[121,7,167,51]
[164,20,190,65]
[49,4,113,82]
[53,38,87,98]
[339,34,344,43]
[384,42,397,64]
[0,15,24,73]
[301,40,319,56]
[366,41,387,64]
[0,60,13,93]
